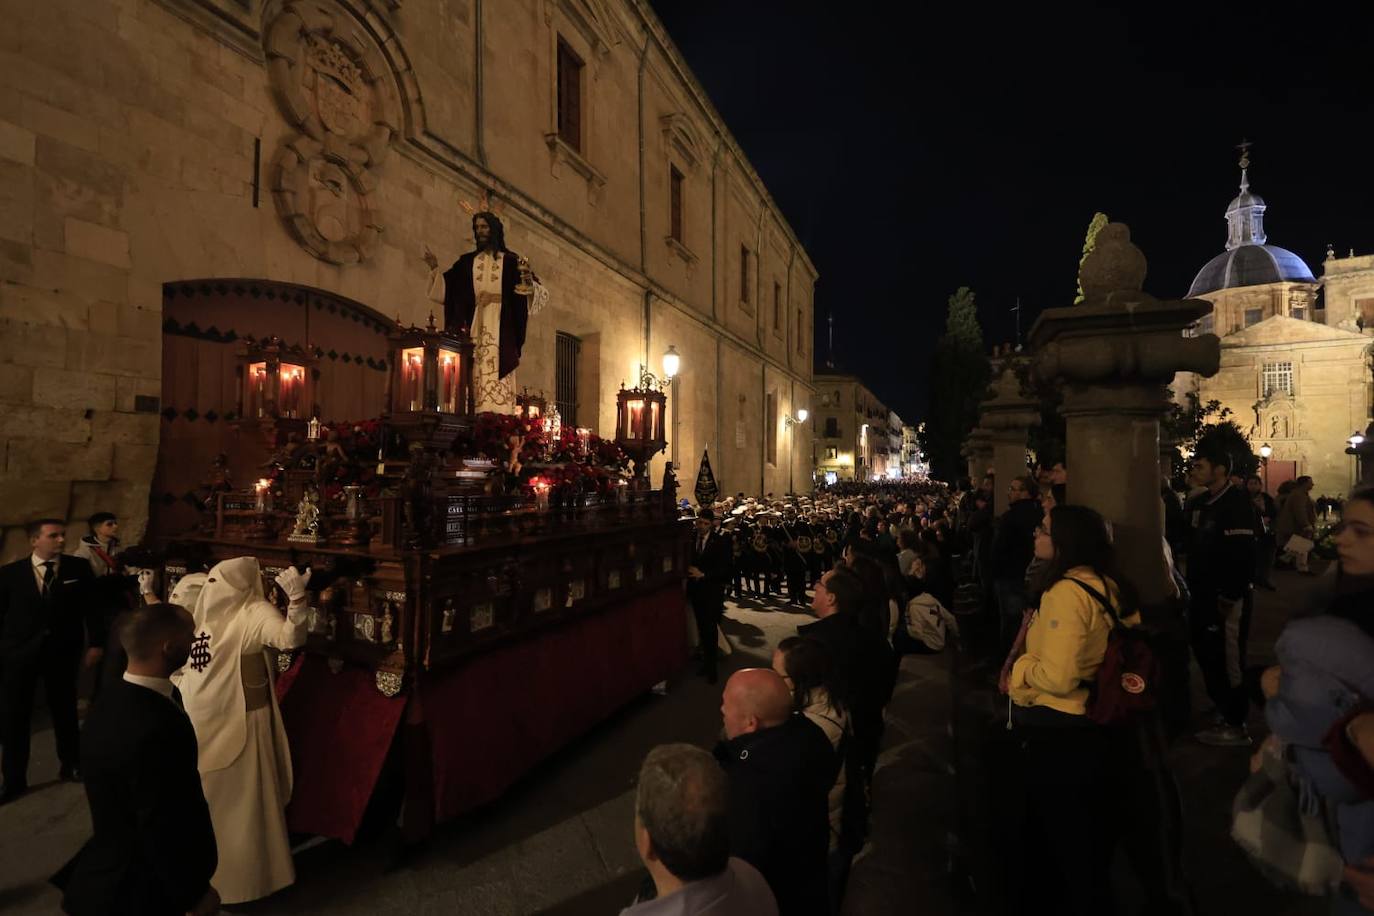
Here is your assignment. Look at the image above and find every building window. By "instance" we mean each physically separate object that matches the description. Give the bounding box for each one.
[824,417,839,438]
[669,165,683,243]
[825,446,838,460]
[1261,361,1294,398]
[1291,306,1307,321]
[796,308,803,352]
[765,391,778,466]
[773,282,782,331]
[1244,308,1262,327]
[556,38,583,152]
[555,331,580,425]
[740,245,751,305]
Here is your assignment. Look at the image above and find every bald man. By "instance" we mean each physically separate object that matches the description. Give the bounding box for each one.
[57,603,220,916]
[714,669,834,916]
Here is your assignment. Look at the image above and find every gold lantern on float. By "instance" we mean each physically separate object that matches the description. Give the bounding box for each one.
[384,314,473,451]
[614,365,667,481]
[237,336,315,422]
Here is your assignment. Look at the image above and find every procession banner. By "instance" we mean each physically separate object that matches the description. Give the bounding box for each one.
[694,449,719,506]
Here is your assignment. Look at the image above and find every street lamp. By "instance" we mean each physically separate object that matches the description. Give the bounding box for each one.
[1350,431,1367,490]
[1259,442,1272,492]
[784,408,808,495]
[662,345,681,467]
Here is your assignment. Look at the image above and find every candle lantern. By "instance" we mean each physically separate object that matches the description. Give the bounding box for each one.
[614,366,668,481]
[237,336,316,421]
[385,314,474,451]
[516,389,548,423]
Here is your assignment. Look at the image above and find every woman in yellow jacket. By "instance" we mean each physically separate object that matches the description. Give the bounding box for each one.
[1002,504,1139,916]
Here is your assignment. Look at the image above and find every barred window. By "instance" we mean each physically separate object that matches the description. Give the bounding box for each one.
[1261,361,1293,398]
[555,331,580,425]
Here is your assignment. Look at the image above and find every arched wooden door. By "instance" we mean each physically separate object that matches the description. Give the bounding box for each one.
[150,280,394,540]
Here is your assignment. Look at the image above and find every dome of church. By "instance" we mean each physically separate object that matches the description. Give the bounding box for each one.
[1187,244,1315,297]
[1188,152,1315,297]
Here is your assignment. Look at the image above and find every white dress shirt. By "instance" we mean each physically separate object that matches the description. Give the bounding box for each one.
[30,552,59,594]
[123,671,176,701]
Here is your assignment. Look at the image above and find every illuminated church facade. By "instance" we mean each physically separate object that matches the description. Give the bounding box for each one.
[1182,152,1373,497]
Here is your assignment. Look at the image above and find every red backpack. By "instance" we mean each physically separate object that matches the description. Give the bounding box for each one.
[1068,578,1160,726]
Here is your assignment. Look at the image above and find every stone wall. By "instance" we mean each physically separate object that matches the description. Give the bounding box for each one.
[1203,280,1318,336]
[1321,251,1374,328]
[0,0,816,560]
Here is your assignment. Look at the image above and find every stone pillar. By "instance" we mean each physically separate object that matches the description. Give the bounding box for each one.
[979,367,1040,516]
[962,427,993,484]
[1029,223,1219,607]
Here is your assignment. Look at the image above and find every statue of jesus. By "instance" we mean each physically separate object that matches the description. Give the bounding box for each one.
[424,210,548,413]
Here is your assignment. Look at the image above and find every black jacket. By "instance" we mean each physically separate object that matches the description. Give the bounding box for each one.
[57,679,217,916]
[687,528,732,612]
[1185,482,1256,602]
[0,555,103,660]
[714,715,835,916]
[991,497,1044,583]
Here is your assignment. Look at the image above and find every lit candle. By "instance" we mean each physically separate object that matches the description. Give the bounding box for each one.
[254,478,272,514]
[307,416,321,440]
[628,400,644,439]
[533,478,551,512]
[439,353,458,413]
[577,427,591,457]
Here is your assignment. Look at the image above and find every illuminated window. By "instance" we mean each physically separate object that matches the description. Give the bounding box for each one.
[825,446,838,460]
[1261,361,1293,397]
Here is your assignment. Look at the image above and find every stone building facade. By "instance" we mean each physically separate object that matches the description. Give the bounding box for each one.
[0,0,817,557]
[1183,155,1371,497]
[812,372,895,483]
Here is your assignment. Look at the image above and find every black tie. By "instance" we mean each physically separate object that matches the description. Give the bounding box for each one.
[698,534,706,554]
[41,561,55,597]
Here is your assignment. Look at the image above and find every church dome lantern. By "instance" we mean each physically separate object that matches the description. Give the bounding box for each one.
[1187,145,1316,298]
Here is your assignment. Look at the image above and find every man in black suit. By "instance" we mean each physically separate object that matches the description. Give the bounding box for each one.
[57,602,220,916]
[0,518,107,801]
[686,508,732,684]
[714,667,834,916]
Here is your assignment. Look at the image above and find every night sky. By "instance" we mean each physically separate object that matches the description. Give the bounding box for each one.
[649,1,1374,422]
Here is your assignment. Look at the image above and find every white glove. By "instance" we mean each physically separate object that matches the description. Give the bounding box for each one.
[275,566,312,603]
[136,569,156,595]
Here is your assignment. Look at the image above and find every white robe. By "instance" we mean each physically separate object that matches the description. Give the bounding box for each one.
[426,250,548,414]
[173,557,308,904]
